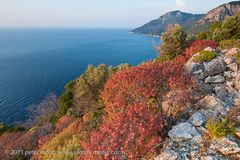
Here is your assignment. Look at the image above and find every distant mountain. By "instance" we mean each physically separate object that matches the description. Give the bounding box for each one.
[131,11,204,36]
[132,1,240,36]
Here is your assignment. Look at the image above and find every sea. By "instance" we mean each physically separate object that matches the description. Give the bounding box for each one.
[0,28,160,124]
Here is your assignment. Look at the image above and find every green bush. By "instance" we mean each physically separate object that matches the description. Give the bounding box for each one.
[196,13,240,42]
[0,123,26,135]
[159,24,189,58]
[156,54,175,63]
[206,118,236,139]
[193,50,217,63]
[219,39,240,49]
[59,80,76,116]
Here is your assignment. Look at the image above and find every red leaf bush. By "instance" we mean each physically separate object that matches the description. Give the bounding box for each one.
[184,40,218,59]
[82,58,195,159]
[102,60,192,116]
[82,103,164,160]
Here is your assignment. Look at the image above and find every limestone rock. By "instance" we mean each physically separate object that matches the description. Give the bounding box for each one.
[210,137,240,155]
[188,112,206,127]
[205,75,225,83]
[235,74,240,91]
[205,59,227,76]
[213,84,233,108]
[204,47,216,52]
[223,57,235,65]
[154,150,180,160]
[226,47,240,56]
[196,96,226,115]
[168,122,200,142]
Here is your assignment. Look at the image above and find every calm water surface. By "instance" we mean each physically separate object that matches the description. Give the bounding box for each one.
[0,28,159,124]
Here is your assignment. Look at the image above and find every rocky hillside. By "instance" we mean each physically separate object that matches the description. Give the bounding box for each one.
[132,1,240,36]
[131,11,204,36]
[199,1,240,24]
[153,47,240,160]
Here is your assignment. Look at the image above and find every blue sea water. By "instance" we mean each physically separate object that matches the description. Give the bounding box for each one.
[0,28,159,124]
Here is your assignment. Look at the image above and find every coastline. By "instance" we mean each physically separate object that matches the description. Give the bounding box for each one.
[128,31,160,38]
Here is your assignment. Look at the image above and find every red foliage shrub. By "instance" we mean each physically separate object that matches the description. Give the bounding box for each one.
[102,60,192,116]
[82,58,195,159]
[184,40,218,59]
[55,115,74,133]
[0,131,35,159]
[82,103,164,160]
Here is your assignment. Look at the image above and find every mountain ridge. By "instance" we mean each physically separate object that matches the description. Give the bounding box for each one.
[132,1,240,36]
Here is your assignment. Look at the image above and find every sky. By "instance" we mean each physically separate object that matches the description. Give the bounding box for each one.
[0,0,234,28]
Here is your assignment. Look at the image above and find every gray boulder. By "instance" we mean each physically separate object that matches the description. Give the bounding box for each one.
[205,75,225,83]
[205,59,227,76]
[188,112,206,127]
[196,96,227,115]
[168,122,200,142]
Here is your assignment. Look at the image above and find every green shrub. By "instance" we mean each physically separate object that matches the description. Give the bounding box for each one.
[219,39,240,49]
[206,118,236,139]
[159,24,189,58]
[193,50,217,63]
[156,54,175,63]
[0,123,26,135]
[59,80,76,116]
[232,51,240,64]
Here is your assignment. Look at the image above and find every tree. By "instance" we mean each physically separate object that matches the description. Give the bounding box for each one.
[159,24,188,58]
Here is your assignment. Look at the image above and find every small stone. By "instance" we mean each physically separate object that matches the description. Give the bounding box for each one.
[228,62,238,72]
[154,150,180,160]
[223,57,235,65]
[204,47,216,52]
[237,116,240,122]
[205,75,225,83]
[198,82,213,94]
[168,122,200,142]
[210,137,240,155]
[189,112,206,127]
[205,58,227,76]
[236,127,240,138]
[223,71,232,80]
[235,74,240,91]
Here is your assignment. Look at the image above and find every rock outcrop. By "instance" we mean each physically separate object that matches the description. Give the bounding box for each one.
[154,47,240,160]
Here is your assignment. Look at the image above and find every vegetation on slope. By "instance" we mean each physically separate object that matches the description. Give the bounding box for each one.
[1,12,240,160]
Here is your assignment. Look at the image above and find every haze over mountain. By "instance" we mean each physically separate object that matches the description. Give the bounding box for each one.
[132,1,240,36]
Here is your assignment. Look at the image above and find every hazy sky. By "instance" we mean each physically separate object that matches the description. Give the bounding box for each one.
[0,0,233,28]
